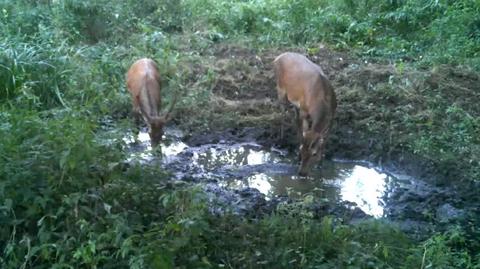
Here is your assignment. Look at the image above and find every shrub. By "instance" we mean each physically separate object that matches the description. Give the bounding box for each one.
[0,38,69,109]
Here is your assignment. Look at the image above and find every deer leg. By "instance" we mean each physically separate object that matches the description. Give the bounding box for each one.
[292,107,302,162]
[294,107,303,144]
[132,104,142,142]
[277,91,289,140]
[280,104,286,140]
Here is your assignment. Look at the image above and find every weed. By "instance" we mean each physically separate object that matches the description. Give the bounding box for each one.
[0,1,479,268]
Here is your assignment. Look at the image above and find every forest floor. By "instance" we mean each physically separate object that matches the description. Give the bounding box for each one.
[173,41,479,181]
[143,41,480,241]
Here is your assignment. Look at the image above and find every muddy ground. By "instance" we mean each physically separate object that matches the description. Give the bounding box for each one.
[163,128,477,241]
[177,43,479,180]
[156,43,480,241]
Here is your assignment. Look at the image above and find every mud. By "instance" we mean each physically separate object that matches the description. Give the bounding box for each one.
[132,43,479,241]
[124,127,476,240]
[183,44,478,175]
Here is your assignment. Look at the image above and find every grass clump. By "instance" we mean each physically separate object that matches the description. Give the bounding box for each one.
[0,0,479,268]
[183,0,480,69]
[0,38,69,109]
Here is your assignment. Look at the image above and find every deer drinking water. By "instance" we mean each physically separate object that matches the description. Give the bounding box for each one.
[126,58,176,147]
[273,52,337,176]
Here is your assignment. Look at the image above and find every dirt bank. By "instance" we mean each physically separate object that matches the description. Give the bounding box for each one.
[174,43,479,187]
[157,43,479,243]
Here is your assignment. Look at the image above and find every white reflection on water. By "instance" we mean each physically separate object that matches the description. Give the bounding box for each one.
[247,149,273,165]
[192,144,279,170]
[126,151,154,163]
[335,165,386,217]
[245,174,273,197]
[138,131,152,144]
[220,173,274,200]
[161,141,188,163]
[124,129,388,217]
[230,164,388,217]
[125,130,187,163]
[123,131,152,153]
[162,141,188,155]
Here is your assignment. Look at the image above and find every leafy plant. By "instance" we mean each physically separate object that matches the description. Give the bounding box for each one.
[1,1,479,268]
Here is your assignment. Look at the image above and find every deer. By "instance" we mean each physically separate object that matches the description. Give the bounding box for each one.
[273,52,337,176]
[126,58,177,147]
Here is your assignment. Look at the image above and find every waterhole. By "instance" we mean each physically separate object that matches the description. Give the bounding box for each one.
[125,128,397,218]
[225,163,388,217]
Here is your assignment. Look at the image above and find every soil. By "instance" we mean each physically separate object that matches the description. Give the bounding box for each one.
[183,130,473,236]
[162,42,480,242]
[180,43,479,181]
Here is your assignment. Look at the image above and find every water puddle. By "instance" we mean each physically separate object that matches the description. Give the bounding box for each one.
[191,142,281,170]
[225,163,388,217]
[124,128,398,218]
[124,129,188,163]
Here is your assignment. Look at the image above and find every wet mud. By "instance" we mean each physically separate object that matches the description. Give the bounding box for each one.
[125,127,475,239]
[127,43,479,241]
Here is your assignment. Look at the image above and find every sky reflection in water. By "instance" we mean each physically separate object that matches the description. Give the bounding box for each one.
[232,164,387,217]
[125,130,390,217]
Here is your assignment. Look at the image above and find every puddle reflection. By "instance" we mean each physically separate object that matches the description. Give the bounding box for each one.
[226,163,388,217]
[335,165,386,217]
[192,145,281,170]
[125,129,187,163]
[125,129,391,217]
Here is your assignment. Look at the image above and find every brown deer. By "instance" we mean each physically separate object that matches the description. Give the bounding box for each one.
[273,52,337,176]
[126,58,176,147]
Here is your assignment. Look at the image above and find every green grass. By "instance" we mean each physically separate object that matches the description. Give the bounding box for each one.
[0,0,479,268]
[182,0,480,68]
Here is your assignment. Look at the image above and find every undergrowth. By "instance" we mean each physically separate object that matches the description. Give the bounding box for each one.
[185,0,480,69]
[0,0,479,268]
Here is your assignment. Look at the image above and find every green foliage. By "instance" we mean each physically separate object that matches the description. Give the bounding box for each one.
[52,0,115,43]
[412,104,480,180]
[51,0,186,43]
[0,0,51,39]
[0,38,69,109]
[0,0,479,268]
[420,227,480,269]
[0,108,126,268]
[183,0,480,68]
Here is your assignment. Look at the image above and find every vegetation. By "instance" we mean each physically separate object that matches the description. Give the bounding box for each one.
[1,0,479,268]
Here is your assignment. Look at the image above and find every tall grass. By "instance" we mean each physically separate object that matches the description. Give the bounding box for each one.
[3,0,478,67]
[183,0,480,68]
[0,39,68,109]
[0,0,479,268]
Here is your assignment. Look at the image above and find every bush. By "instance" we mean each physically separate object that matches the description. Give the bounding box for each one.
[0,38,69,109]
[51,0,116,43]
[0,108,126,267]
[50,0,186,44]
[182,0,480,68]
[0,0,51,40]
[1,1,479,268]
